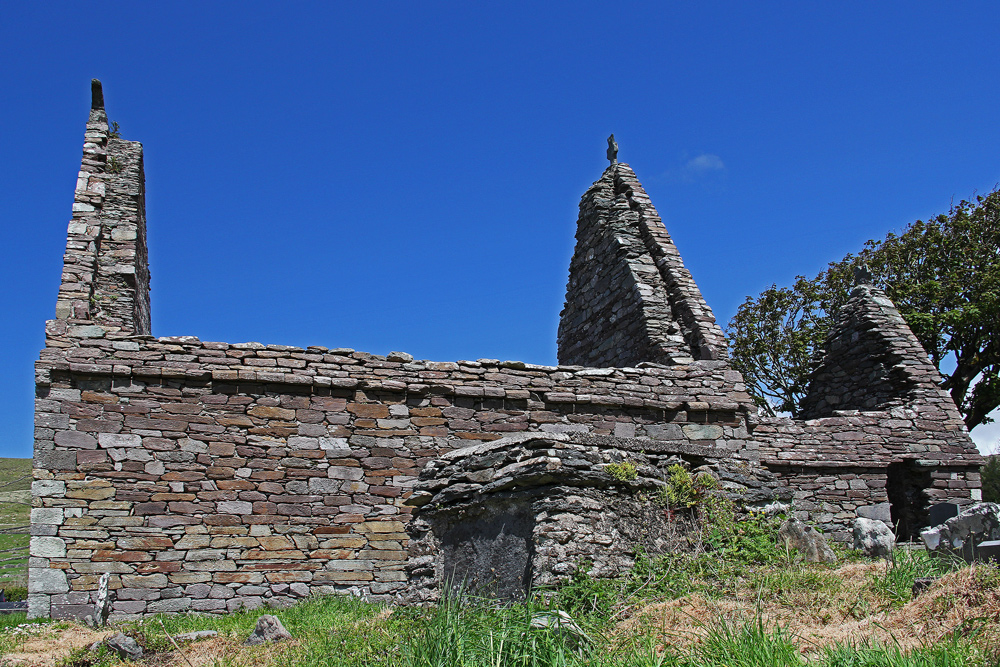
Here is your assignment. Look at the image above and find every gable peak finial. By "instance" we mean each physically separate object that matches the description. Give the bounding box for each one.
[853,264,873,286]
[607,134,618,165]
[91,79,104,111]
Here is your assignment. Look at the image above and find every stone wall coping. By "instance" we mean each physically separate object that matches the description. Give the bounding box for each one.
[36,331,754,412]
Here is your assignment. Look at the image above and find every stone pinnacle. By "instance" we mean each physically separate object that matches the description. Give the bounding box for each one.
[91,79,104,111]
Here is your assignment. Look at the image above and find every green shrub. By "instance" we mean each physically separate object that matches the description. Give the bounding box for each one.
[2,585,26,601]
[606,461,638,482]
[660,464,718,508]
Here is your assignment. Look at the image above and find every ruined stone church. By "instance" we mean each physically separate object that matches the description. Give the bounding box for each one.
[29,82,982,619]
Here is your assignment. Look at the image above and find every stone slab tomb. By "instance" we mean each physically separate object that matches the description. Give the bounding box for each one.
[30,87,983,619]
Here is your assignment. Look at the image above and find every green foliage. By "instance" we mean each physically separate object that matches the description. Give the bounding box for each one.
[0,458,31,492]
[820,636,978,666]
[660,465,718,508]
[727,191,1000,428]
[871,549,962,607]
[727,276,831,416]
[108,121,121,139]
[155,594,414,667]
[106,156,124,174]
[401,597,585,667]
[1,585,26,601]
[981,454,1000,503]
[657,465,785,566]
[553,510,789,624]
[690,618,801,667]
[606,461,638,482]
[703,510,787,566]
[0,533,29,589]
[55,643,114,667]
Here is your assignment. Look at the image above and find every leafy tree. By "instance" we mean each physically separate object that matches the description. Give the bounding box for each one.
[727,191,1000,428]
[982,454,1000,503]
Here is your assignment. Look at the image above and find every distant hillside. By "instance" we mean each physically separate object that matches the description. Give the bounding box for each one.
[0,458,31,494]
[0,458,30,590]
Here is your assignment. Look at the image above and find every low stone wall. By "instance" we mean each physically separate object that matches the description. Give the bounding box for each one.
[404,432,790,603]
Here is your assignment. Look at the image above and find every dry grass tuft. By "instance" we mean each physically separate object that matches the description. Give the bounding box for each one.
[615,561,1000,658]
[1,624,110,667]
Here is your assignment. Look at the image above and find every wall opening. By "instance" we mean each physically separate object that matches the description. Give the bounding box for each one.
[887,461,931,541]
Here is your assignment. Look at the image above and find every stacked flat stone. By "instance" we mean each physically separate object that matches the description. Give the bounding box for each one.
[755,284,982,540]
[29,87,983,620]
[557,163,727,368]
[405,432,790,602]
[800,285,960,419]
[53,80,150,336]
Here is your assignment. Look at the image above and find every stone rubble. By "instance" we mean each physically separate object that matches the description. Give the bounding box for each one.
[921,502,1000,562]
[105,632,143,660]
[777,518,837,563]
[244,614,292,645]
[852,518,894,560]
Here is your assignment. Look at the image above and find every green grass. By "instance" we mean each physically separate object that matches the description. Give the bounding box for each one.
[871,549,963,607]
[1,497,994,667]
[111,595,421,667]
[0,458,32,492]
[0,457,32,593]
[820,637,981,667]
[0,457,31,528]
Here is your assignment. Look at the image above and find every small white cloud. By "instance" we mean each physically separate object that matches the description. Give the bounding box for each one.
[971,409,1000,455]
[685,154,725,174]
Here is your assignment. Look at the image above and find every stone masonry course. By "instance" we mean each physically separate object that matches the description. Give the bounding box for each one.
[29,85,983,620]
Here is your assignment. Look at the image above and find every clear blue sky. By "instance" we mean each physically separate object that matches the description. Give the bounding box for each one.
[3,2,999,458]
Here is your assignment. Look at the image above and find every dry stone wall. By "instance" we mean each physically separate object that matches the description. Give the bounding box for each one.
[755,283,982,540]
[404,432,790,603]
[557,163,728,368]
[55,80,150,336]
[30,82,984,620]
[799,285,959,419]
[32,328,758,619]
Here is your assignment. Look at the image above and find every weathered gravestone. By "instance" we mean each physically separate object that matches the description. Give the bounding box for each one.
[921,502,1000,562]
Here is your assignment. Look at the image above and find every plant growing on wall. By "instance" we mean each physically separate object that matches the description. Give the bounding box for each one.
[604,460,638,482]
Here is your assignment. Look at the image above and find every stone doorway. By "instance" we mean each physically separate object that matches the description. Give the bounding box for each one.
[886,461,931,541]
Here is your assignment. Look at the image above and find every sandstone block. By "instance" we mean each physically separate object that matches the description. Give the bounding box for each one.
[29,568,69,594]
[30,536,67,558]
[98,433,141,448]
[118,537,173,550]
[66,486,115,501]
[122,574,168,588]
[247,406,296,420]
[347,404,389,419]
[218,500,252,514]
[55,431,97,449]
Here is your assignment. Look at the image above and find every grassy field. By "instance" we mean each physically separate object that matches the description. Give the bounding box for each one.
[0,457,31,594]
[0,512,997,667]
